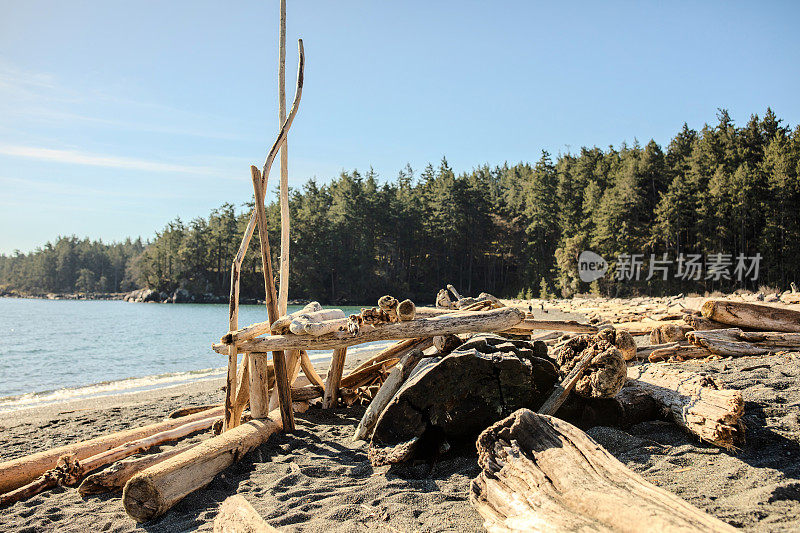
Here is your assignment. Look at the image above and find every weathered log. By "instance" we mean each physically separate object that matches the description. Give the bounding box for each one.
[248,351,271,419]
[397,299,416,321]
[168,404,220,419]
[701,299,800,332]
[687,327,800,356]
[1,415,217,507]
[435,289,456,309]
[289,308,346,335]
[0,406,223,496]
[352,348,425,442]
[447,284,464,301]
[350,338,432,375]
[433,334,462,355]
[276,0,290,320]
[212,308,524,353]
[123,416,282,522]
[470,409,737,532]
[650,344,714,362]
[505,318,598,334]
[302,317,348,336]
[555,329,627,399]
[214,494,278,532]
[322,347,347,408]
[683,314,734,331]
[78,443,199,496]
[627,363,744,448]
[369,346,558,465]
[268,302,322,335]
[340,358,398,389]
[378,295,399,322]
[650,323,693,344]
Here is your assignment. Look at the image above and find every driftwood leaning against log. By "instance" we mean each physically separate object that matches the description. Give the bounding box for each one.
[78,442,200,496]
[701,299,800,332]
[212,307,524,353]
[214,494,278,533]
[627,363,744,448]
[470,409,736,532]
[352,348,426,442]
[123,415,282,522]
[687,328,800,357]
[0,406,223,496]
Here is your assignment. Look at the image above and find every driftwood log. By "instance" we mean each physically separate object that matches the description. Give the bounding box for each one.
[0,406,223,496]
[78,442,199,496]
[649,323,693,344]
[687,328,800,356]
[369,343,558,466]
[214,494,278,532]
[212,307,524,353]
[322,347,347,408]
[701,299,800,332]
[123,416,282,522]
[627,363,744,448]
[649,343,713,362]
[554,329,627,398]
[470,409,736,532]
[276,0,290,319]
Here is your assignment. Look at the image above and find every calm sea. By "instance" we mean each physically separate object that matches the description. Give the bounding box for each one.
[0,298,380,412]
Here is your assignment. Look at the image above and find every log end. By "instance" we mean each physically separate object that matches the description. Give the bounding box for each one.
[122,473,164,523]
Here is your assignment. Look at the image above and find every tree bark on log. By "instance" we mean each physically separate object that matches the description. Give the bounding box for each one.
[212,308,523,353]
[701,299,800,332]
[214,494,278,532]
[123,416,282,522]
[627,363,744,448]
[0,406,223,496]
[470,409,736,532]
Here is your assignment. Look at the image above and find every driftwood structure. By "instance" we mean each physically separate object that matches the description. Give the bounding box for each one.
[470,409,736,532]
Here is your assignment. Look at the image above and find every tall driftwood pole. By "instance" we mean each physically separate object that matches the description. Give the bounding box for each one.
[277,0,290,317]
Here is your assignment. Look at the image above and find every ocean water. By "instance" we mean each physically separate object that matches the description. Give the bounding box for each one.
[0,298,382,412]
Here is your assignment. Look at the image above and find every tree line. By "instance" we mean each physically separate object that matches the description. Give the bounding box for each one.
[1,108,798,302]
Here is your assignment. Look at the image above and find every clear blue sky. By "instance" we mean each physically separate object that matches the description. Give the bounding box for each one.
[1,0,798,254]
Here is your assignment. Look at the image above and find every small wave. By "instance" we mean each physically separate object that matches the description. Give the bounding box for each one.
[0,367,227,413]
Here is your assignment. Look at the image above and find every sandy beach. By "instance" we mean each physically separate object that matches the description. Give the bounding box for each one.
[1,345,799,531]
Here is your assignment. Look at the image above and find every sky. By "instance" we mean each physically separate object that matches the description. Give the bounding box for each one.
[1,1,799,254]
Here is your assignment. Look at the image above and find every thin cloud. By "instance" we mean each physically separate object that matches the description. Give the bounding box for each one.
[0,144,220,175]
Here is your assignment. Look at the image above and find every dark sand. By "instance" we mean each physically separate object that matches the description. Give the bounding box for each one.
[0,350,798,531]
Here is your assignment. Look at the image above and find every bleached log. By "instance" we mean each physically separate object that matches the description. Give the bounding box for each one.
[701,299,800,332]
[683,314,734,331]
[687,327,800,356]
[289,308,346,335]
[433,334,462,355]
[248,352,271,419]
[649,323,693,344]
[397,299,416,321]
[0,406,223,496]
[302,317,349,336]
[627,363,744,448]
[470,409,737,533]
[214,494,278,532]
[123,416,282,522]
[649,344,714,362]
[1,416,217,507]
[447,284,464,301]
[212,308,524,353]
[78,443,199,496]
[322,347,347,408]
[352,347,425,441]
[268,302,322,336]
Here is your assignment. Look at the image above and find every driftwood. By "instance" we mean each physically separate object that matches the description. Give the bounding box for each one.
[687,328,800,356]
[322,347,347,408]
[650,343,714,362]
[537,348,595,415]
[352,348,426,442]
[78,442,199,495]
[433,334,462,355]
[251,166,293,430]
[683,314,735,331]
[554,329,627,398]
[123,416,282,522]
[289,308,346,335]
[276,0,290,319]
[1,415,217,507]
[369,345,558,466]
[627,363,744,448]
[268,302,322,336]
[350,338,433,375]
[212,307,524,353]
[168,404,220,419]
[0,406,223,496]
[649,323,693,344]
[470,409,736,532]
[214,494,278,533]
[701,299,800,332]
